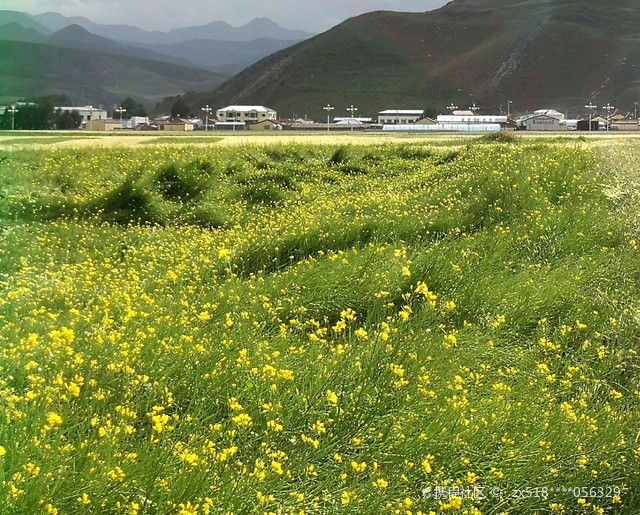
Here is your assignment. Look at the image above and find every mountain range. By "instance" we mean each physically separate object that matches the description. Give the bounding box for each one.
[0,10,313,107]
[0,38,226,108]
[185,0,640,119]
[2,1,639,118]
[29,12,313,45]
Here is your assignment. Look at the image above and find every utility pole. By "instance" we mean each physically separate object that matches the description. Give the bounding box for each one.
[323,104,334,132]
[8,105,18,131]
[602,103,615,132]
[347,105,358,132]
[585,103,596,132]
[115,107,126,130]
[201,105,212,132]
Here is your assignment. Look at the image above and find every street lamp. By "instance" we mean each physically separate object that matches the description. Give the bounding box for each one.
[323,104,334,132]
[347,105,358,132]
[585,103,596,132]
[447,103,458,112]
[8,105,18,131]
[602,103,615,132]
[201,105,212,132]
[634,101,639,120]
[507,100,513,119]
[469,103,479,113]
[115,107,126,130]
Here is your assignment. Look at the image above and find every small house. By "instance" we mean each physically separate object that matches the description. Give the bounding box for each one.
[249,119,282,131]
[85,119,123,131]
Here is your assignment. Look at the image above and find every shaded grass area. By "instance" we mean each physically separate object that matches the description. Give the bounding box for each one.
[137,136,223,145]
[0,139,638,513]
[0,136,99,146]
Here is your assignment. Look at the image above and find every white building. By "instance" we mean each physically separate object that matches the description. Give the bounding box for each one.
[517,111,564,131]
[437,115,508,124]
[533,109,565,120]
[383,124,500,133]
[378,110,425,124]
[216,105,277,124]
[117,116,151,129]
[56,106,108,123]
[334,117,373,124]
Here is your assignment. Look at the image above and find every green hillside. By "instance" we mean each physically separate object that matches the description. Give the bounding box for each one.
[0,39,226,107]
[0,22,46,43]
[186,0,640,118]
[0,10,51,34]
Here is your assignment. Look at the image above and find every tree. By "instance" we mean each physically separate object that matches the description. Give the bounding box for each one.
[0,96,82,130]
[0,101,55,130]
[170,97,191,119]
[54,109,82,130]
[424,106,438,119]
[113,98,147,119]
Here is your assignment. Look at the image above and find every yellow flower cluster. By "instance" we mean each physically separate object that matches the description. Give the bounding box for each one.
[0,140,636,513]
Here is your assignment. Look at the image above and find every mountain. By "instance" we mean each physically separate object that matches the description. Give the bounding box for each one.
[163,17,313,44]
[46,23,134,50]
[1,10,312,82]
[31,12,313,45]
[0,10,51,34]
[40,23,306,77]
[184,0,640,118]
[44,24,199,69]
[0,39,226,107]
[137,37,309,75]
[0,22,47,43]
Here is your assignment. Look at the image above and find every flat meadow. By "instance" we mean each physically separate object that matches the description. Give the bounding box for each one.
[0,131,639,514]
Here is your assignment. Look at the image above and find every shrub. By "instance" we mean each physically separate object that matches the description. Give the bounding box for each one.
[328,145,349,166]
[478,131,519,143]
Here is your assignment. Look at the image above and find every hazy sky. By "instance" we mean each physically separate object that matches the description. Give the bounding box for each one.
[5,0,449,32]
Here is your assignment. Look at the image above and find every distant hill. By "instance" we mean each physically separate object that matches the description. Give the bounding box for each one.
[0,22,47,43]
[137,37,308,75]
[0,10,51,34]
[185,0,640,118]
[30,12,95,32]
[162,18,313,45]
[0,39,226,107]
[30,12,314,45]
[44,24,199,69]
[1,10,312,83]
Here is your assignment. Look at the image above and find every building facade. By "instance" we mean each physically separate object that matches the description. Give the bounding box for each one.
[378,110,425,124]
[216,106,277,124]
[85,119,122,131]
[157,121,195,131]
[248,120,282,131]
[437,115,508,124]
[518,114,562,131]
[57,106,108,123]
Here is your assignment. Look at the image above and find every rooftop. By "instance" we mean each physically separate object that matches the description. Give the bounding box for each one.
[218,105,276,113]
[379,109,424,115]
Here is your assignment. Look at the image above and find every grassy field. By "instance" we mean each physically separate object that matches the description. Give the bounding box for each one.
[0,133,639,514]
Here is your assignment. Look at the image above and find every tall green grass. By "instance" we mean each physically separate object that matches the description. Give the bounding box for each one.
[0,139,638,513]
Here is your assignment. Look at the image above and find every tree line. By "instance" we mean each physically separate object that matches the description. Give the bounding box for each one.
[0,96,149,130]
[0,96,80,130]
